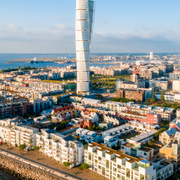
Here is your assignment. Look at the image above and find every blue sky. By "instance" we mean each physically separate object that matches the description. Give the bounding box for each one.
[0,0,180,53]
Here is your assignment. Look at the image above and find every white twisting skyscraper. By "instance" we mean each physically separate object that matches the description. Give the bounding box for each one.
[76,0,94,94]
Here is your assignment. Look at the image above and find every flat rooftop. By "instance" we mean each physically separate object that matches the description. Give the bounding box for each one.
[89,142,144,163]
[131,131,157,142]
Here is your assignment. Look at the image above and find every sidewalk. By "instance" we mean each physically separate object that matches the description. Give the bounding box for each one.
[0,148,79,180]
[0,145,103,180]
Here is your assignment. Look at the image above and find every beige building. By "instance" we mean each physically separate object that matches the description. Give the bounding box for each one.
[85,142,173,180]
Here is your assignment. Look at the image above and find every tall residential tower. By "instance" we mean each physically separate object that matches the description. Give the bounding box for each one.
[150,52,154,60]
[76,0,94,94]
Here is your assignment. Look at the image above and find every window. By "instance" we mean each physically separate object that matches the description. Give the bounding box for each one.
[113,168,117,172]
[88,153,91,160]
[140,174,145,180]
[106,160,109,168]
[126,168,130,178]
[117,174,121,178]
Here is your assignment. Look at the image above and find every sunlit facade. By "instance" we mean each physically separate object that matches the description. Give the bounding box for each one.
[76,0,94,93]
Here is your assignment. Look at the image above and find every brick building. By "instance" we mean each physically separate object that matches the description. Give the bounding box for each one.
[116,88,145,102]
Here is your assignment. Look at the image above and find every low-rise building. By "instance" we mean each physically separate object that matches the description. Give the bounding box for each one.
[106,102,173,121]
[104,114,126,126]
[159,140,180,172]
[76,128,102,143]
[102,124,135,138]
[159,118,180,145]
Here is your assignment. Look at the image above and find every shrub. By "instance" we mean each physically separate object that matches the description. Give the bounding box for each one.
[19,144,25,150]
[34,146,39,151]
[63,162,70,167]
[80,163,89,170]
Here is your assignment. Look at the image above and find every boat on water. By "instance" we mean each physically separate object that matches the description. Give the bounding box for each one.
[30,57,38,64]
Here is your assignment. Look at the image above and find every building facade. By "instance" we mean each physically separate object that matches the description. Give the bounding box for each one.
[85,142,173,180]
[36,129,84,167]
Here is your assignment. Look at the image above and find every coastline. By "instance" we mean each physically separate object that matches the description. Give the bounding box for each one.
[0,169,20,180]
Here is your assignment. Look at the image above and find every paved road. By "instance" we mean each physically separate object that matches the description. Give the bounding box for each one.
[0,148,82,180]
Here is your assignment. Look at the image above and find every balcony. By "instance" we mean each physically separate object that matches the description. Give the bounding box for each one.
[10,131,15,135]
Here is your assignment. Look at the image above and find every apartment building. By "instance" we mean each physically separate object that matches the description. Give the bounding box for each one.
[177,109,180,119]
[159,140,180,172]
[159,118,180,145]
[106,102,173,121]
[30,97,53,113]
[120,111,161,125]
[117,89,145,102]
[36,129,84,167]
[76,128,102,143]
[102,124,135,138]
[104,114,125,126]
[85,142,173,180]
[0,104,12,118]
[172,80,180,92]
[121,142,154,161]
[10,125,38,150]
[127,121,160,132]
[149,79,169,91]
[81,98,101,107]
[0,119,38,150]
[29,81,64,92]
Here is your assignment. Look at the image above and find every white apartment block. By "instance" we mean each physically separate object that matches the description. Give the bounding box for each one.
[106,102,173,121]
[104,114,121,126]
[29,81,64,92]
[127,121,160,132]
[177,109,180,119]
[173,80,180,92]
[85,143,173,180]
[121,142,154,161]
[76,128,101,143]
[36,129,84,167]
[102,124,135,138]
[0,119,38,150]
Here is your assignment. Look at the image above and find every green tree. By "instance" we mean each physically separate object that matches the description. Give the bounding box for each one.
[161,90,165,103]
[63,162,70,167]
[17,66,21,70]
[80,163,89,170]
[150,92,156,103]
[88,126,93,131]
[34,146,39,151]
[93,124,96,130]
[19,144,25,150]
[148,141,153,147]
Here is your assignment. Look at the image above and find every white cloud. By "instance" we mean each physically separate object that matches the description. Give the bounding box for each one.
[0,24,180,53]
[99,19,108,23]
